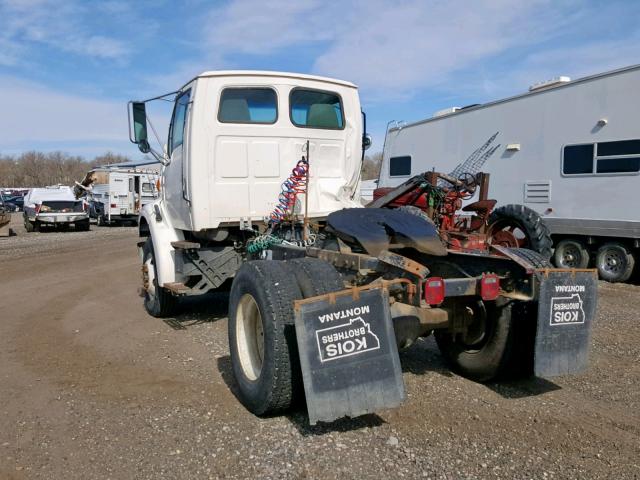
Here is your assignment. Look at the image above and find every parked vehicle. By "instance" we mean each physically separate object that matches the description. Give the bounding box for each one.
[76,167,159,225]
[23,186,89,232]
[128,71,597,424]
[378,64,640,282]
[0,194,23,212]
[0,195,12,236]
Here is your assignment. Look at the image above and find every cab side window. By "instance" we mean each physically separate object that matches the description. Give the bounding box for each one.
[169,90,191,152]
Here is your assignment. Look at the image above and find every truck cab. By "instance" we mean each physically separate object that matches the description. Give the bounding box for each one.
[130,71,368,288]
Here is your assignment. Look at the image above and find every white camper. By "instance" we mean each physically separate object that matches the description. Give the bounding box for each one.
[379,64,640,282]
[79,167,159,225]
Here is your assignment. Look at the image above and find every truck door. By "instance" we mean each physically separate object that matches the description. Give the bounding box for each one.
[164,89,192,228]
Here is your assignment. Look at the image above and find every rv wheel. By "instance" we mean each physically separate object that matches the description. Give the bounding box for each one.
[488,204,552,260]
[228,261,303,415]
[142,238,178,317]
[554,239,590,269]
[596,242,635,283]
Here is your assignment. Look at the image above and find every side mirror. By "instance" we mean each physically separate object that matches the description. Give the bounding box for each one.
[363,133,372,151]
[129,102,150,154]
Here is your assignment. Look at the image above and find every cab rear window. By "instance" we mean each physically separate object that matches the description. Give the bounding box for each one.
[290,88,344,129]
[218,88,277,124]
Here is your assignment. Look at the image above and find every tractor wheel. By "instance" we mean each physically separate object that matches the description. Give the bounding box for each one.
[142,238,178,317]
[435,297,532,382]
[553,239,590,269]
[595,242,635,283]
[283,257,344,298]
[507,247,552,268]
[488,204,552,260]
[228,261,303,415]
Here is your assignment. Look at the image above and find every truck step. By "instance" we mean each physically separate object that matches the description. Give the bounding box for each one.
[171,240,201,250]
[163,282,192,295]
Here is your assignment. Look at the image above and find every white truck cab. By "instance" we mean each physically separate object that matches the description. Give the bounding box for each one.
[129,71,369,288]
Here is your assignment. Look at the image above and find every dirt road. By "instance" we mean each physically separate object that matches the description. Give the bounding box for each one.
[1,216,639,479]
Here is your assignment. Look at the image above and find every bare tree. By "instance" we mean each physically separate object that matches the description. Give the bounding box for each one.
[361,151,383,180]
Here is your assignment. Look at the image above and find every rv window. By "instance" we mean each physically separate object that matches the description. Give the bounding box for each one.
[563,144,594,174]
[290,89,344,129]
[218,88,277,124]
[389,156,412,176]
[170,90,191,152]
[596,157,640,174]
[597,139,640,157]
[142,183,153,192]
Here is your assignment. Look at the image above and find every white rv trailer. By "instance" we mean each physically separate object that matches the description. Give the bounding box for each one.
[378,64,640,282]
[82,167,159,225]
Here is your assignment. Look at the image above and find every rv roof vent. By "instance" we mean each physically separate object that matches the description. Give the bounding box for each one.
[529,76,571,92]
[433,107,461,118]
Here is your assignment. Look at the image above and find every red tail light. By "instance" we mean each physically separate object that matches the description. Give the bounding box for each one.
[110,203,117,208]
[424,277,445,305]
[480,274,500,301]
[35,203,41,214]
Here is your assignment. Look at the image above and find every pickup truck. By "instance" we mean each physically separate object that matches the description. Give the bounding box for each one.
[23,186,90,232]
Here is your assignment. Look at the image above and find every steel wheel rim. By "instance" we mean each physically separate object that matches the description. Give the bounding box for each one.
[560,244,580,268]
[601,249,624,274]
[236,294,265,381]
[144,255,156,299]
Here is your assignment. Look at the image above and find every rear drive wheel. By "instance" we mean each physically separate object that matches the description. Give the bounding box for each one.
[554,239,590,269]
[488,204,552,260]
[283,257,344,298]
[228,261,303,415]
[596,242,635,283]
[435,298,528,382]
[142,238,178,317]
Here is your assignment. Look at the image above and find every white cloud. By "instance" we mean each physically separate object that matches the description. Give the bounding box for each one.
[0,0,130,63]
[0,75,126,145]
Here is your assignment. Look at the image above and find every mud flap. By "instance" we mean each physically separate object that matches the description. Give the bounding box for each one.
[294,288,406,425]
[534,270,598,377]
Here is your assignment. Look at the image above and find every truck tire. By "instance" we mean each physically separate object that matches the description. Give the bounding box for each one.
[596,242,635,283]
[283,258,344,298]
[142,238,178,317]
[488,204,552,260]
[507,247,552,268]
[228,261,303,415]
[553,239,590,269]
[75,219,90,231]
[435,298,525,382]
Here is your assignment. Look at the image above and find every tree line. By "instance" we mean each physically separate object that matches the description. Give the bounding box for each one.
[0,152,133,188]
[0,150,384,189]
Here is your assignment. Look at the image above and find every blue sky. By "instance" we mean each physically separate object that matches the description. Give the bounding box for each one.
[0,0,639,160]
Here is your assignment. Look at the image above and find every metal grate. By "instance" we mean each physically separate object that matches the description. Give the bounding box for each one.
[524,180,551,203]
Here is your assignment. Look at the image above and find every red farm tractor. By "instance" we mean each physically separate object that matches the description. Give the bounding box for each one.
[369,171,553,259]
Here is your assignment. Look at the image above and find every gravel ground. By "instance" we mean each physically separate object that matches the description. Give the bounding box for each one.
[1,215,639,479]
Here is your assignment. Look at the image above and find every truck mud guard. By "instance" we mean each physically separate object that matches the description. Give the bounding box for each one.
[294,284,406,425]
[534,269,598,377]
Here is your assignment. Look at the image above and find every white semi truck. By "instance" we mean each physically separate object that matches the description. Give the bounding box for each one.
[128,71,597,424]
[378,64,640,282]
